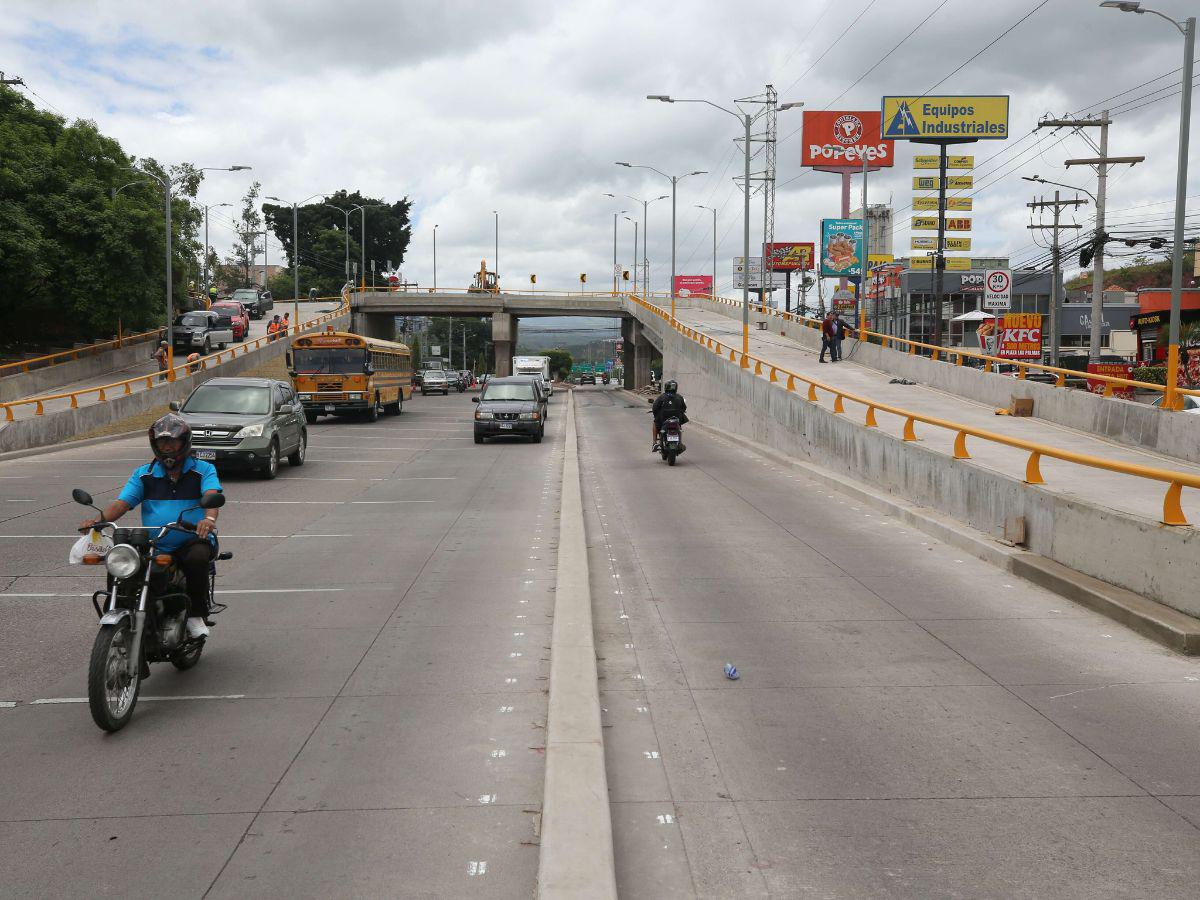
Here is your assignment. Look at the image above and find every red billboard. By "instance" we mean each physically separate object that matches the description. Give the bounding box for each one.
[800,110,894,168]
[673,275,713,297]
[765,242,815,271]
[997,313,1043,360]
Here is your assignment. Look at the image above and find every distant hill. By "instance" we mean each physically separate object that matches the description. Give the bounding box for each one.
[1066,252,1196,292]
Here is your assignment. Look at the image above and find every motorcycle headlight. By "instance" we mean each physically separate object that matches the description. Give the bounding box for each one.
[234,423,265,439]
[105,544,141,580]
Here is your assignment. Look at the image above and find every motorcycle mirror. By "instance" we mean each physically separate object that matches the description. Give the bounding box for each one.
[169,400,181,411]
[72,488,94,507]
[200,492,226,510]
[471,396,480,403]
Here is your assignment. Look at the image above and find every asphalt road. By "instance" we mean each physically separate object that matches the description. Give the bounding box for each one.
[0,389,561,898]
[573,388,1200,899]
[5,301,337,419]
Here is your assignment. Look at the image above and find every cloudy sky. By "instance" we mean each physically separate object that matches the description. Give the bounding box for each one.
[2,0,1195,298]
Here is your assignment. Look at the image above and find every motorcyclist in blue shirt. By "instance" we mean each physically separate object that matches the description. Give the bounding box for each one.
[79,414,222,639]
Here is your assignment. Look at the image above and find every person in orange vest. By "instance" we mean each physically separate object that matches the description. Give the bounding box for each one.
[186,352,202,375]
[280,312,291,336]
[266,316,281,341]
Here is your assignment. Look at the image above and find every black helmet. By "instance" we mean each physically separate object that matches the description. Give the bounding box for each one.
[148,413,192,471]
[664,380,678,394]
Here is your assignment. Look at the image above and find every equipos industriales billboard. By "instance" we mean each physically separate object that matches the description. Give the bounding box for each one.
[820,219,864,277]
[801,111,894,168]
[881,96,1010,140]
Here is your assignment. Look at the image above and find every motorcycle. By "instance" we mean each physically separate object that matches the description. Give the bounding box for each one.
[70,488,232,732]
[659,416,685,466]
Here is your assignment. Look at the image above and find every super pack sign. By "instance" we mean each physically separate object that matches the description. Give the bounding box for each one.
[801,111,894,168]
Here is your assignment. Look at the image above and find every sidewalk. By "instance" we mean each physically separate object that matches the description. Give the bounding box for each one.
[667,304,1200,527]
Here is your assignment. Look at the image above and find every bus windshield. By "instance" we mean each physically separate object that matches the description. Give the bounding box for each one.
[293,348,366,374]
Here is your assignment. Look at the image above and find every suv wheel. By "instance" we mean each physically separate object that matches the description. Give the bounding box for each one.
[259,440,279,480]
[288,432,307,466]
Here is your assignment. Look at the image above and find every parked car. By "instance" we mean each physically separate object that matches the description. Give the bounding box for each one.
[170,377,307,479]
[473,376,546,443]
[232,287,273,320]
[210,300,250,342]
[171,310,234,355]
[421,369,449,395]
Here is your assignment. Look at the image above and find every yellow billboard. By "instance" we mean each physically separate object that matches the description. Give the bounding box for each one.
[912,216,972,231]
[913,176,974,190]
[912,236,972,250]
[913,155,974,169]
[908,256,972,271]
[912,197,973,211]
[882,96,1009,141]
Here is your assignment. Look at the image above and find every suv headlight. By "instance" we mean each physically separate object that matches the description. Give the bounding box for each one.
[475,411,493,420]
[105,544,141,580]
[234,423,265,439]
[519,411,541,420]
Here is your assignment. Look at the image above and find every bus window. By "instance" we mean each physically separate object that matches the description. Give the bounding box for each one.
[293,348,366,374]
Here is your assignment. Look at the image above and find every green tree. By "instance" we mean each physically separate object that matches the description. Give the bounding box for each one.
[540,348,573,381]
[232,181,263,288]
[263,189,412,289]
[0,84,203,347]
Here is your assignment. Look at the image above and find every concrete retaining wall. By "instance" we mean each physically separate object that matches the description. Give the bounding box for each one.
[0,314,349,453]
[692,298,1200,466]
[0,337,157,403]
[654,319,1200,618]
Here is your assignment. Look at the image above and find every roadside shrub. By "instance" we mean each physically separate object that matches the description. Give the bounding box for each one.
[1132,366,1166,385]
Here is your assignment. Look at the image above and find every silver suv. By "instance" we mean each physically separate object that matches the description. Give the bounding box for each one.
[172,377,307,479]
[421,369,449,395]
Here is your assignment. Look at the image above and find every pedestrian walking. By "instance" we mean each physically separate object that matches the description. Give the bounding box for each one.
[819,313,837,363]
[834,315,854,362]
[153,341,169,381]
[266,315,281,341]
[280,312,290,336]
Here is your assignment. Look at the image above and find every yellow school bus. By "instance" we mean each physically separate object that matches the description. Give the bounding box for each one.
[289,330,413,423]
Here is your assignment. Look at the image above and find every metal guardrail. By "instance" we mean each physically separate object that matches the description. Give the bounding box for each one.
[628,293,1199,526]
[350,286,632,299]
[0,329,160,378]
[0,296,348,422]
[680,292,1199,405]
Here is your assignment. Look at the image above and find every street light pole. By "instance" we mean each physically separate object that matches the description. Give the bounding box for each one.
[1101,1,1195,408]
[610,210,626,292]
[646,95,802,359]
[614,163,706,319]
[493,210,499,283]
[697,205,717,299]
[624,217,638,294]
[433,224,438,291]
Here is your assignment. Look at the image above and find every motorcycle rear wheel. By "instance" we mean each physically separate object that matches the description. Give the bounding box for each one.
[667,451,677,466]
[88,622,140,732]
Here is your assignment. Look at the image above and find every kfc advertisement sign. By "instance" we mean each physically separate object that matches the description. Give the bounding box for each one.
[801,111,894,168]
[997,313,1043,360]
[673,275,713,298]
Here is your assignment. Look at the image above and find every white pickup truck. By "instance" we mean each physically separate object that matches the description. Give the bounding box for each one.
[512,355,553,397]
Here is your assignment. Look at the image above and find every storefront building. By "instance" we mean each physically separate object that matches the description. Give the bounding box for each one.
[1129,288,1200,365]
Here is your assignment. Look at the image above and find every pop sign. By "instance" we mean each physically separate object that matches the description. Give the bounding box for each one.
[983,268,1011,311]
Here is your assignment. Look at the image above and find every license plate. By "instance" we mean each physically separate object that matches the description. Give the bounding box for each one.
[666,435,681,443]
[193,449,216,460]
[324,404,336,413]
[499,423,513,429]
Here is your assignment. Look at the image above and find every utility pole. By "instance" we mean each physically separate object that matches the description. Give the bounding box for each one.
[1028,191,1086,366]
[0,72,25,86]
[1039,113,1143,361]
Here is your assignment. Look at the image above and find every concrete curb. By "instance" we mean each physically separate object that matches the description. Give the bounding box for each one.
[0,429,142,463]
[673,407,1200,656]
[537,391,617,899]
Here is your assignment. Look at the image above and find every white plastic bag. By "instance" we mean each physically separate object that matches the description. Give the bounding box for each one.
[69,529,113,565]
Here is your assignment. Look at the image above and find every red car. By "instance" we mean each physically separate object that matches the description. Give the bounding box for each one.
[210,301,250,342]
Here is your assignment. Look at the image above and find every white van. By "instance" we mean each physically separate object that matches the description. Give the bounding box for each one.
[512,355,553,397]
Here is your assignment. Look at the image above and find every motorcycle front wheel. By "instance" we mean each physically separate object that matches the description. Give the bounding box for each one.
[88,622,141,732]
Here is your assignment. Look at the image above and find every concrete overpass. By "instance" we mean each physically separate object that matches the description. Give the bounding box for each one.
[350,289,664,378]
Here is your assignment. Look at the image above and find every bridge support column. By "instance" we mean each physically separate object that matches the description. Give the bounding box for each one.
[492,312,518,376]
[623,319,652,389]
[352,311,396,342]
[622,318,637,390]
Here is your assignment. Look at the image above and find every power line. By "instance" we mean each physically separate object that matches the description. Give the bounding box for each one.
[925,0,1051,92]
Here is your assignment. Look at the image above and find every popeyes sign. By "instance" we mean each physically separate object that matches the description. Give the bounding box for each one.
[801,110,894,168]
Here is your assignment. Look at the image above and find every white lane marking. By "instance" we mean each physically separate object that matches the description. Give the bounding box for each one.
[491,749,506,758]
[467,861,488,876]
[3,499,37,503]
[0,476,31,479]
[28,698,88,704]
[312,443,472,449]
[643,751,660,759]
[0,534,356,539]
[657,814,675,824]
[230,500,434,505]
[0,701,17,708]
[351,500,435,504]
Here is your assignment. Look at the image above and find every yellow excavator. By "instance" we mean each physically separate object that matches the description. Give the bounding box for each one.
[468,259,499,294]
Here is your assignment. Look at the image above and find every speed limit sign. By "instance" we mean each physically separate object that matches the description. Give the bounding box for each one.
[983,269,1011,311]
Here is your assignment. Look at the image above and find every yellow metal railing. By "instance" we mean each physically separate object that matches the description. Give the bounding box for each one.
[1,296,348,422]
[0,328,160,378]
[679,291,1199,406]
[626,293,1199,526]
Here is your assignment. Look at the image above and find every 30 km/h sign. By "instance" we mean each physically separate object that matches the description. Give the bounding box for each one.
[983,268,1012,311]
[881,96,1010,140]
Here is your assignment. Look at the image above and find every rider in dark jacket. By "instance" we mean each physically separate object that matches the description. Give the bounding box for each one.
[651,380,687,451]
